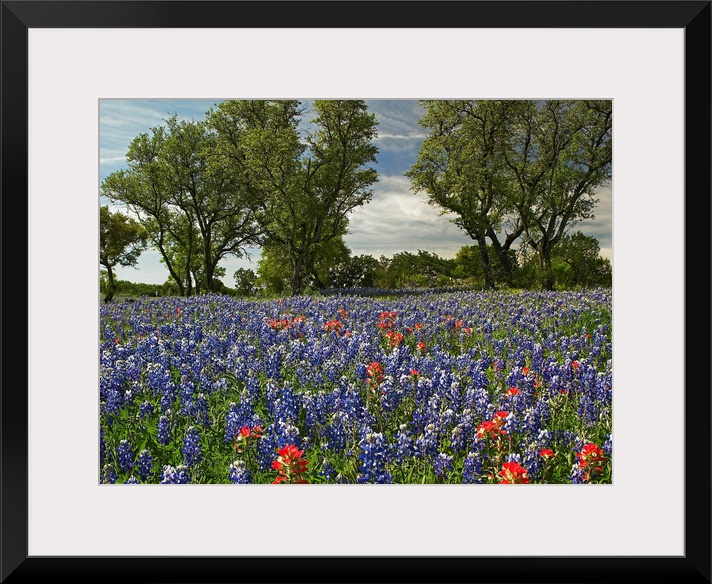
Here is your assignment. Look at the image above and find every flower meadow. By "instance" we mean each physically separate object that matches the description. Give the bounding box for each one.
[100,289,612,485]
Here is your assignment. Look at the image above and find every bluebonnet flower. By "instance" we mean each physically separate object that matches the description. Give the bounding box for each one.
[228,460,250,484]
[124,476,141,484]
[438,408,455,432]
[272,420,301,450]
[224,398,258,443]
[321,458,336,481]
[157,414,172,445]
[101,464,117,484]
[117,440,134,473]
[522,445,544,481]
[449,417,475,454]
[462,451,483,484]
[160,465,190,484]
[394,424,413,463]
[267,381,300,425]
[100,428,106,465]
[139,400,154,419]
[357,428,392,484]
[433,452,453,478]
[156,389,170,413]
[302,391,330,430]
[265,347,283,379]
[414,423,439,460]
[182,426,203,467]
[193,392,209,427]
[103,387,123,416]
[123,387,137,407]
[137,449,153,481]
[569,464,588,484]
[324,411,348,453]
[603,433,613,457]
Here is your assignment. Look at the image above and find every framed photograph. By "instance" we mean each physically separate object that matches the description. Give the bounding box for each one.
[3,1,709,582]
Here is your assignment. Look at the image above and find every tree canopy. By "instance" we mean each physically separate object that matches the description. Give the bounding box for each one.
[208,99,379,295]
[100,99,612,296]
[407,100,612,290]
[99,205,147,302]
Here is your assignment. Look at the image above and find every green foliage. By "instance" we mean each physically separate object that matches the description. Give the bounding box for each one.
[374,250,456,289]
[257,237,353,295]
[453,244,520,288]
[101,111,263,296]
[99,205,148,302]
[100,279,163,298]
[407,100,612,291]
[551,232,612,288]
[233,268,257,297]
[212,99,379,295]
[516,232,612,290]
[328,253,381,289]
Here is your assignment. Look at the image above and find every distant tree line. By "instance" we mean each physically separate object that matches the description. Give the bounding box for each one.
[101,99,611,300]
[231,231,610,298]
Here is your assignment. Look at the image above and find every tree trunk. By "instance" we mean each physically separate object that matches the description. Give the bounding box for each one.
[477,235,495,289]
[487,226,523,286]
[103,266,116,303]
[290,254,306,296]
[539,250,555,291]
[205,259,215,293]
[204,235,216,293]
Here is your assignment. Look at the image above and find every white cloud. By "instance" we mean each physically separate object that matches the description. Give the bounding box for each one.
[345,175,471,258]
[376,133,427,141]
[99,156,127,164]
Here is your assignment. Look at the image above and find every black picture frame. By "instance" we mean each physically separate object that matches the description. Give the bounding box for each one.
[2,2,710,583]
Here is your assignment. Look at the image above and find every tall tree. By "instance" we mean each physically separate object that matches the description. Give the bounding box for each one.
[503,100,612,290]
[210,99,379,295]
[101,113,263,295]
[101,125,193,296]
[406,100,522,289]
[99,205,147,302]
[161,114,262,292]
[407,100,612,291]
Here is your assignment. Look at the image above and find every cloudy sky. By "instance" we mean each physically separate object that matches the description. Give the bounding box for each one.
[99,99,612,286]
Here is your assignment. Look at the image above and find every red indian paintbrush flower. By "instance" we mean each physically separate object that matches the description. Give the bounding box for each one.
[234,425,263,453]
[497,461,530,484]
[323,320,343,333]
[575,443,606,482]
[376,311,397,330]
[271,444,309,484]
[476,411,510,441]
[366,362,385,384]
[576,443,605,471]
[385,331,404,348]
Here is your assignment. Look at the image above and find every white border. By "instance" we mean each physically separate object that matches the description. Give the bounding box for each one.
[28,28,684,556]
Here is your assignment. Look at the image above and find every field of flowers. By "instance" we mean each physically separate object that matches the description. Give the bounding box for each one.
[100,289,612,485]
